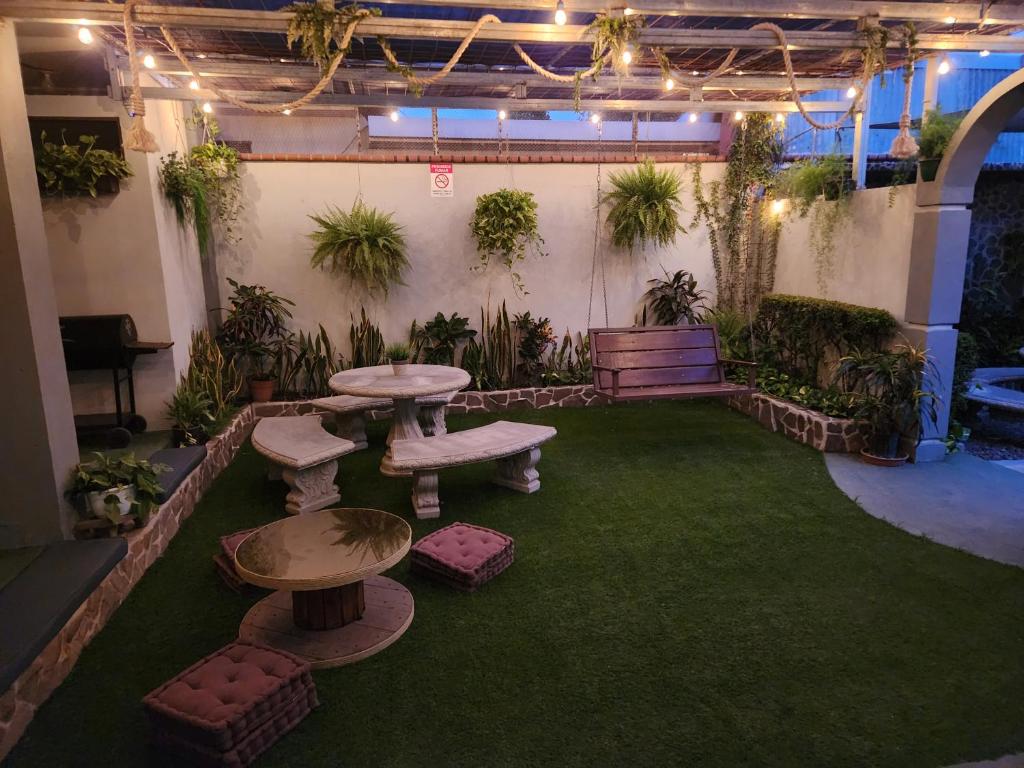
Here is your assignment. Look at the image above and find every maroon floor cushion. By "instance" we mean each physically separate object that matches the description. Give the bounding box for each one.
[143,641,318,767]
[410,522,515,592]
[213,528,259,592]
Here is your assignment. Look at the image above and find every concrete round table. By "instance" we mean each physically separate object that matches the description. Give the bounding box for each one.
[234,507,413,668]
[329,364,471,476]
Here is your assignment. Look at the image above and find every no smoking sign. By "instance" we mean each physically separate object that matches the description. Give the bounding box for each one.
[429,162,454,197]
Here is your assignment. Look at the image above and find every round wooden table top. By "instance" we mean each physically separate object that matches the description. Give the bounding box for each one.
[329,364,470,399]
[234,508,411,592]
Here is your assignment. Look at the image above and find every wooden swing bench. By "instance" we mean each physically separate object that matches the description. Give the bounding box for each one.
[588,325,758,402]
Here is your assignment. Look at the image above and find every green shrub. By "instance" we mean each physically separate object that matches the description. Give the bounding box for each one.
[918,109,962,161]
[755,294,898,387]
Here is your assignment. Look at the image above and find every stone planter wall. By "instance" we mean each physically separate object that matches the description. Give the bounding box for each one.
[448,385,599,413]
[0,408,255,761]
[727,392,868,453]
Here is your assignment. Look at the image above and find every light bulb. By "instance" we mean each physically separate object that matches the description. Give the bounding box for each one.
[590,113,601,124]
[937,57,951,75]
[846,85,858,99]
[980,49,991,58]
[77,26,93,45]
[202,102,213,114]
[621,45,633,66]
[197,53,207,59]
[734,111,744,121]
[188,79,200,91]
[498,110,507,120]
[664,77,675,91]
[691,70,699,76]
[623,7,635,14]
[390,109,400,122]
[775,112,785,123]
[554,0,567,26]
[687,112,698,123]
[282,108,292,116]
[944,15,957,24]
[143,53,156,69]
[770,199,786,217]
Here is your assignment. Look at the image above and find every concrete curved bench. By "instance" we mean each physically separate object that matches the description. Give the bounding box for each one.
[311,391,457,449]
[390,420,557,519]
[252,415,358,515]
[966,368,1024,413]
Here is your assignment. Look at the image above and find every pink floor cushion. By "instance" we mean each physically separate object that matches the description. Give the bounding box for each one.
[220,529,258,561]
[213,529,260,592]
[410,522,515,592]
[143,641,318,768]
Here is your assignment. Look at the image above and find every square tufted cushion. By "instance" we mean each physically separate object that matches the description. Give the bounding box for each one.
[143,641,317,762]
[220,529,258,561]
[410,522,515,591]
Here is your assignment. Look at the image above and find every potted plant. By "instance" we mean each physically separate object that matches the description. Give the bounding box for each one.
[67,453,169,525]
[35,131,133,198]
[834,341,939,466]
[385,342,411,375]
[776,154,851,213]
[604,159,686,252]
[217,278,294,403]
[470,188,546,295]
[165,383,213,446]
[309,201,409,296]
[917,109,962,182]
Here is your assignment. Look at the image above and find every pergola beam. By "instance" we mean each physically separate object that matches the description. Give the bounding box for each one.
[140,86,850,113]
[122,56,853,93]
[4,1,1024,52]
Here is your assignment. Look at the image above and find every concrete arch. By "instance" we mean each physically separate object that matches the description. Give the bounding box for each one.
[905,67,1024,461]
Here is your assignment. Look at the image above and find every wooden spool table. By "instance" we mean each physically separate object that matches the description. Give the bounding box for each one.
[234,507,413,668]
[328,364,471,477]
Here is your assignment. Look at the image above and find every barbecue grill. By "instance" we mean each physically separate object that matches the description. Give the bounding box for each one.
[60,314,172,447]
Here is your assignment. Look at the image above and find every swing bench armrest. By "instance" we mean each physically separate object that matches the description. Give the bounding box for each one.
[592,364,621,397]
[720,359,758,388]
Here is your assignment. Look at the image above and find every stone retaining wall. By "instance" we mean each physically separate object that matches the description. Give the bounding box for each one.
[727,392,868,453]
[0,408,255,761]
[448,385,599,413]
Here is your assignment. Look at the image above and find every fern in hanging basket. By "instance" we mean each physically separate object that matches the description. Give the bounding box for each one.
[309,201,409,296]
[470,188,546,295]
[604,159,686,252]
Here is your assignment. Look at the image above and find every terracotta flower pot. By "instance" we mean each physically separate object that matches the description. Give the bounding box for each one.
[249,377,275,403]
[390,360,409,376]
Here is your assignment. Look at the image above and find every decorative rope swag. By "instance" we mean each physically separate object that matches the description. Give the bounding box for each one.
[122,0,159,152]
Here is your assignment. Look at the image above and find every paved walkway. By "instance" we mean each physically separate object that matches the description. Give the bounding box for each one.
[825,452,1024,567]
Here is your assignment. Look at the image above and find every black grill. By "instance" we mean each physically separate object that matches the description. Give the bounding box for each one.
[59,314,173,446]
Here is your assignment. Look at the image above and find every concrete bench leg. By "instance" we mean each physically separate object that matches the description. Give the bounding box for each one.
[334,413,368,451]
[492,447,542,493]
[281,460,341,515]
[418,404,448,438]
[410,471,441,519]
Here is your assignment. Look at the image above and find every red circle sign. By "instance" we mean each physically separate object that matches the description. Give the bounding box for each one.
[434,173,450,189]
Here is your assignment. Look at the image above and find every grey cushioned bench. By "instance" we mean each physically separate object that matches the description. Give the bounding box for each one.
[390,420,557,519]
[150,445,207,503]
[251,415,358,515]
[0,538,127,694]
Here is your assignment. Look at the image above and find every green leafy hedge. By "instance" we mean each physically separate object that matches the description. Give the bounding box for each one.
[755,294,898,386]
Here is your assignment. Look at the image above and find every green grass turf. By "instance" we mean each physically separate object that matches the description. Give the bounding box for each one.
[7,401,1024,768]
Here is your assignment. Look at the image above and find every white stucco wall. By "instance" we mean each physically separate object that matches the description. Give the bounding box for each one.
[28,95,205,429]
[216,160,726,347]
[772,185,916,321]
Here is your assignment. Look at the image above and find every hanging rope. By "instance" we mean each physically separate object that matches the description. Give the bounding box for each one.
[513,45,611,83]
[122,0,159,152]
[655,48,741,88]
[751,22,877,131]
[889,29,920,158]
[380,14,501,86]
[159,11,372,114]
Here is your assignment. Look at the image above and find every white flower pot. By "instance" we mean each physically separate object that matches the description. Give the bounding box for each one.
[87,484,135,519]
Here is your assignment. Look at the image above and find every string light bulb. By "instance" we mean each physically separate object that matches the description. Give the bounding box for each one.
[554,0,567,26]
[390,109,400,122]
[775,112,786,123]
[202,102,213,114]
[590,113,601,124]
[282,108,292,115]
[143,53,156,69]
[980,49,991,58]
[734,110,744,122]
[664,77,675,91]
[77,26,93,45]
[937,56,951,75]
[770,199,787,217]
[687,112,698,123]
[197,53,207,59]
[498,109,507,120]
[846,85,858,99]
[621,44,634,66]
[944,15,957,24]
[188,79,200,91]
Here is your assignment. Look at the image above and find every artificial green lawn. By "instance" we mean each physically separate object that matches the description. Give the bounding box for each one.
[8,401,1024,767]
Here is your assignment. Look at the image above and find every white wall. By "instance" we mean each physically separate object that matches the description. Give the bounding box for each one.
[773,185,915,321]
[28,95,204,428]
[217,160,726,347]
[217,113,360,155]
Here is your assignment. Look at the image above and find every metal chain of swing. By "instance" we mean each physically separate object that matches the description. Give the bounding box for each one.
[587,120,609,330]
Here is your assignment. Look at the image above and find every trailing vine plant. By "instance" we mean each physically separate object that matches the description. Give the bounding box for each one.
[470,188,546,296]
[285,2,379,70]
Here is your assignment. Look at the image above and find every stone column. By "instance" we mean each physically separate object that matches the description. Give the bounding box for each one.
[0,19,79,545]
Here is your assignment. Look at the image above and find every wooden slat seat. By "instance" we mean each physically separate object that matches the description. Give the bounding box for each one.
[588,325,757,403]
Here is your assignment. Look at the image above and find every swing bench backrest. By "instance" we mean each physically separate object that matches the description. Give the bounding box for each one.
[588,325,758,402]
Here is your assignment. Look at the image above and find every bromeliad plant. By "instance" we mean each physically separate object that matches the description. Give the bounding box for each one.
[67,453,168,524]
[412,312,477,366]
[35,132,133,198]
[833,340,940,460]
[643,269,708,325]
[605,160,686,252]
[309,202,409,296]
[470,188,546,295]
